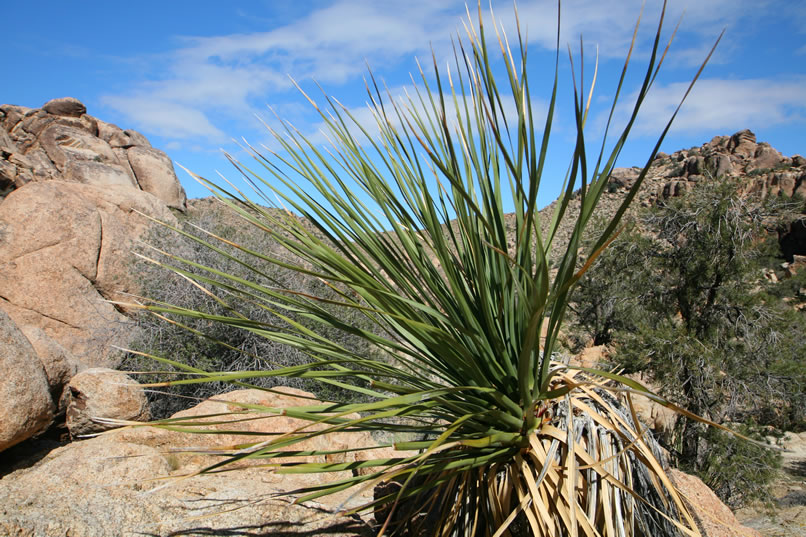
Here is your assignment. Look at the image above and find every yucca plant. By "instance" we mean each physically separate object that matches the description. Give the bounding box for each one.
[129,2,724,535]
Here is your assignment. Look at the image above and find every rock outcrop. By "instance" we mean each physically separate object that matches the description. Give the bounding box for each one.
[593,130,806,206]
[0,97,185,451]
[624,130,806,289]
[542,129,806,264]
[0,97,186,209]
[648,129,806,201]
[0,388,382,537]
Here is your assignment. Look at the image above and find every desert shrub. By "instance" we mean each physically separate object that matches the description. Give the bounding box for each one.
[568,222,659,348]
[574,179,806,505]
[125,205,374,417]
[683,425,781,509]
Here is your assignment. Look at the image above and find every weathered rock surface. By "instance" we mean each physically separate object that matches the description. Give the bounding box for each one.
[670,469,763,537]
[65,159,139,188]
[0,181,175,366]
[0,97,185,209]
[0,98,186,452]
[15,323,79,409]
[573,344,609,369]
[630,392,678,440]
[66,368,150,437]
[0,388,380,536]
[39,123,119,171]
[41,96,87,118]
[128,145,187,209]
[0,309,54,452]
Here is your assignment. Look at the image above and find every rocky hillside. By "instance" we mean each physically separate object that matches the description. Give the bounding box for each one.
[0,98,186,452]
[539,129,806,262]
[621,129,804,202]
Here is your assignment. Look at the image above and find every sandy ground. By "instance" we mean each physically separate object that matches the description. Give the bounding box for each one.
[736,431,806,537]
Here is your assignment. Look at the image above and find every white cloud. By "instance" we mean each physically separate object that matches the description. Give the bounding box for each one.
[100,96,227,141]
[102,0,471,143]
[294,79,549,150]
[610,77,806,136]
[173,1,454,84]
[497,0,759,62]
[99,0,791,145]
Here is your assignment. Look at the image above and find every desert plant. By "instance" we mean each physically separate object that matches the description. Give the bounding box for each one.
[568,222,659,348]
[130,2,724,535]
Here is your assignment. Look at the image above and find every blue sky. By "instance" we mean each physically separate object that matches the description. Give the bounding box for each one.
[4,0,805,208]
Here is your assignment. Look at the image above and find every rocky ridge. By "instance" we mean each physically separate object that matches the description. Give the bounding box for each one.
[540,129,806,265]
[603,129,805,204]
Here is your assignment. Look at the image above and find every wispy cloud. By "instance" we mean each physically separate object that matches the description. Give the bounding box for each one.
[101,0,466,144]
[324,87,546,142]
[503,0,758,62]
[101,96,227,140]
[608,77,806,136]
[99,0,792,147]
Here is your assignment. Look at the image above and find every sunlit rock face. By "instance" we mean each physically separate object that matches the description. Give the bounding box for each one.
[0,97,184,451]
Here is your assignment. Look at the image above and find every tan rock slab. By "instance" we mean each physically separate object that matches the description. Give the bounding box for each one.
[64,159,139,189]
[0,387,383,536]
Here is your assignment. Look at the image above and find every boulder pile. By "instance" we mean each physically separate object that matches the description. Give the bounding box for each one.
[0,97,185,451]
[544,129,806,263]
[650,129,806,201]
[1,97,185,208]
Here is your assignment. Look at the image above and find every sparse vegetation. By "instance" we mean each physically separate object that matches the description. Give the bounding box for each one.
[125,205,375,418]
[573,178,806,507]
